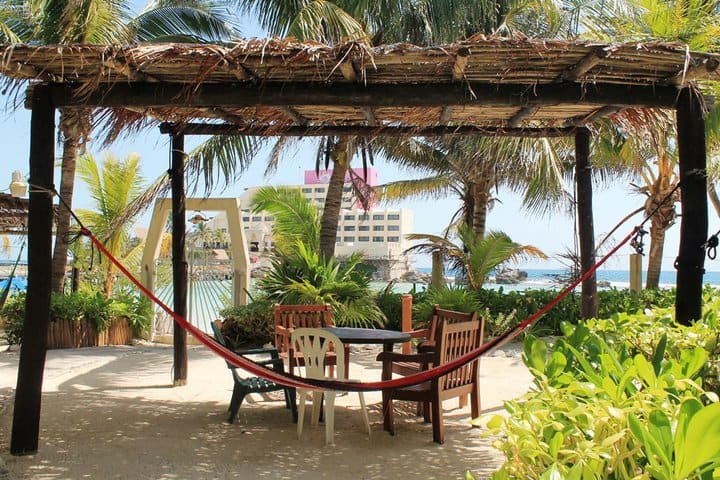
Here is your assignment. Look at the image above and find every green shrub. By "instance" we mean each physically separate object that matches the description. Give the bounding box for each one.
[481,308,720,480]
[1,292,25,346]
[0,291,150,345]
[218,300,275,349]
[375,289,404,331]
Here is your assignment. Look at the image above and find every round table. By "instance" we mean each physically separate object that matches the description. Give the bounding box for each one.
[323,327,411,352]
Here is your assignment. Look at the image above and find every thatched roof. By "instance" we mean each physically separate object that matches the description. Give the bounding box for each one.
[1,37,718,132]
[0,193,28,235]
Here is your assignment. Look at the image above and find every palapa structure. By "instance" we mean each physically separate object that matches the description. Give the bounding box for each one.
[0,193,29,235]
[1,36,718,455]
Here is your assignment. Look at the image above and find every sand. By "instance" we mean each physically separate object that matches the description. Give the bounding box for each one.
[0,341,532,480]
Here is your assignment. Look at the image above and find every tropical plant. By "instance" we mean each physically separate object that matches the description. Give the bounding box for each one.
[407,226,547,290]
[75,152,147,296]
[218,299,275,348]
[482,308,720,479]
[375,135,572,237]
[0,0,238,294]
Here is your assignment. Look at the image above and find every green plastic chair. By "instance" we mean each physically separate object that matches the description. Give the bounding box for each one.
[211,320,297,424]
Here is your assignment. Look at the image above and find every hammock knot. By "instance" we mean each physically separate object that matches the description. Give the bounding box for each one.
[706,232,719,260]
[630,226,647,255]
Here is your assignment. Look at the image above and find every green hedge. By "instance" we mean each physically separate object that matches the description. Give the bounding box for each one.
[1,291,152,346]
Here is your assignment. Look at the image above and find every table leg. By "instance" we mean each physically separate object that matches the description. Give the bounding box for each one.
[344,344,350,378]
[383,342,393,353]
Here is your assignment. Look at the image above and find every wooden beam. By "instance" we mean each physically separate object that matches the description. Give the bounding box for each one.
[11,84,54,455]
[575,127,598,319]
[665,58,720,86]
[559,47,610,82]
[170,133,188,386]
[362,106,378,126]
[49,82,684,109]
[452,48,471,81]
[277,106,308,125]
[508,106,538,128]
[564,106,621,127]
[207,107,247,124]
[439,106,453,124]
[1,62,57,82]
[102,58,159,82]
[160,122,579,137]
[675,87,708,325]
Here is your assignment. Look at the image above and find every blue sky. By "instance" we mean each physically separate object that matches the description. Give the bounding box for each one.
[1,3,719,273]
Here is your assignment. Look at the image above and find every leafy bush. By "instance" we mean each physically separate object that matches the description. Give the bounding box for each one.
[481,308,720,480]
[375,289,404,332]
[412,286,481,328]
[0,290,152,345]
[218,300,275,349]
[1,292,25,346]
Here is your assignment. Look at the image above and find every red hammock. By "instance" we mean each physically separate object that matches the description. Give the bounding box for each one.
[82,226,636,392]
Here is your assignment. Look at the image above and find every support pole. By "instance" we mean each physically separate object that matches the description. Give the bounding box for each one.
[11,85,55,455]
[629,254,642,292]
[575,128,598,319]
[430,251,445,290]
[401,294,413,354]
[675,88,708,325]
[170,133,188,385]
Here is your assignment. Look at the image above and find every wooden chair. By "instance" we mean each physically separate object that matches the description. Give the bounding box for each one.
[211,320,297,424]
[274,304,339,377]
[291,328,371,445]
[394,305,479,408]
[377,312,485,444]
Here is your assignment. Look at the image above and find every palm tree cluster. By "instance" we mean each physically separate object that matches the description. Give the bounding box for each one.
[2,0,719,296]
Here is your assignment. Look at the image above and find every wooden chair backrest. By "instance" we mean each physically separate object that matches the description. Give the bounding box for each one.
[274,304,334,354]
[427,305,478,344]
[435,311,485,393]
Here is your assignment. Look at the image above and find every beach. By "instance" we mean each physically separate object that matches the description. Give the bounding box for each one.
[0,341,532,479]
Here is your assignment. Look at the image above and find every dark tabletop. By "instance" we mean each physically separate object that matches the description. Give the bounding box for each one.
[323,327,411,345]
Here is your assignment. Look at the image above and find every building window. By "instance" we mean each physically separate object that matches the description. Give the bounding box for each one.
[343,186,352,192]
[372,214,384,221]
[358,225,370,231]
[387,236,400,242]
[242,216,250,222]
[264,216,274,221]
[314,187,325,193]
[301,188,312,193]
[343,236,355,242]
[388,214,400,220]
[358,236,370,242]
[388,225,400,231]
[344,226,355,231]
[373,225,385,231]
[358,214,370,221]
[252,216,262,222]
[344,214,355,220]
[336,236,341,243]
[372,236,384,242]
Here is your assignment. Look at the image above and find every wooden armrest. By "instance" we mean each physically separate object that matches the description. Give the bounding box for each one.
[275,325,291,335]
[407,328,430,339]
[376,351,435,364]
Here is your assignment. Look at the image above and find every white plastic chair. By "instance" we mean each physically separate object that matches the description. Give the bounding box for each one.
[291,328,371,445]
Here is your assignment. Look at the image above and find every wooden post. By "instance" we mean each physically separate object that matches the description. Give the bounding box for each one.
[401,294,413,354]
[430,251,444,290]
[629,254,642,292]
[171,133,188,385]
[575,128,598,319]
[675,88,708,325]
[11,85,55,455]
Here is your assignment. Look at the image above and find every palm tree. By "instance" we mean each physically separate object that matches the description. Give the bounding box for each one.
[580,0,720,288]
[0,0,238,294]
[249,186,384,327]
[376,135,572,237]
[75,152,147,297]
[407,225,547,290]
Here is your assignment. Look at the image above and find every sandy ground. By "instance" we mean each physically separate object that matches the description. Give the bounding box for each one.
[0,341,533,480]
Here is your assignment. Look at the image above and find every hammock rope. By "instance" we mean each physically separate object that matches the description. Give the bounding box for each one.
[44,181,679,393]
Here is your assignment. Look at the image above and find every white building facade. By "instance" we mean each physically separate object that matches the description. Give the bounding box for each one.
[208,168,415,280]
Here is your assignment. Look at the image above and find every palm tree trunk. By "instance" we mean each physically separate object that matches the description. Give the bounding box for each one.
[319,138,350,259]
[708,182,720,218]
[50,109,86,293]
[471,178,491,238]
[646,220,666,289]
